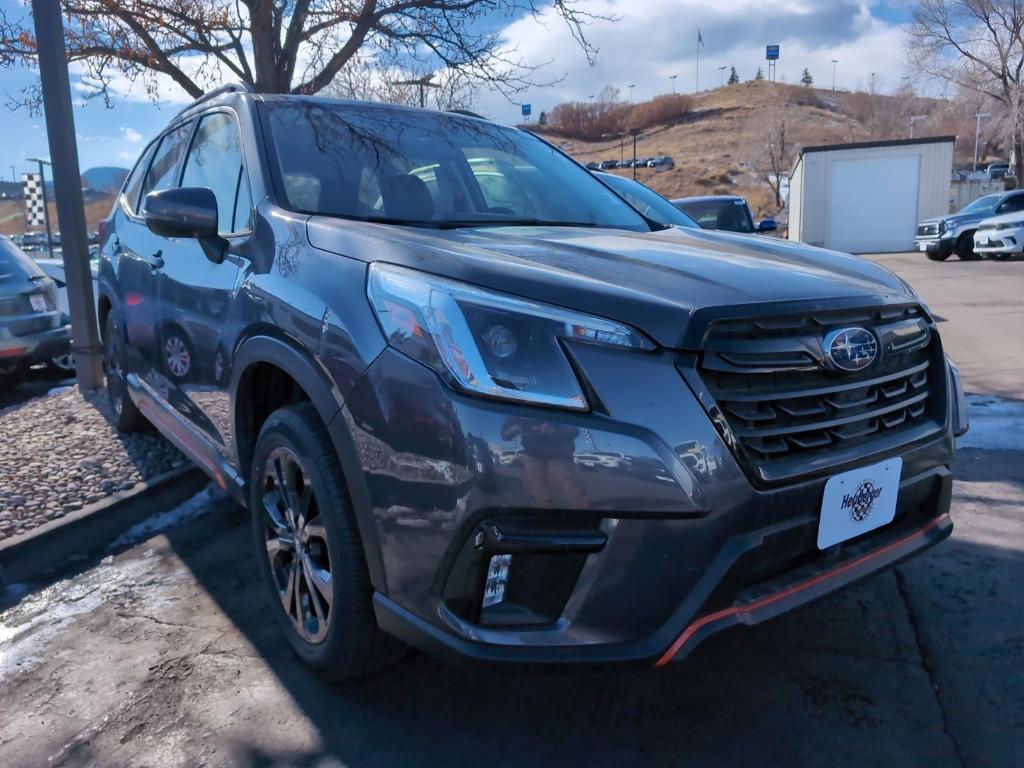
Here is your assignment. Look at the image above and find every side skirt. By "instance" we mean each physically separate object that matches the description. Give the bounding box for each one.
[126,372,246,504]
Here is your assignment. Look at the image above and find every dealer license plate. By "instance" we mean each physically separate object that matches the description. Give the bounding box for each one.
[29,293,48,312]
[818,457,902,549]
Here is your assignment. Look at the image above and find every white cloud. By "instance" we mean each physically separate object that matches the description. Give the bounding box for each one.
[120,126,143,143]
[474,0,911,121]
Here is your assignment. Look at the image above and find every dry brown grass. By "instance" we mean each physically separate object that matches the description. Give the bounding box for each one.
[542,81,977,219]
[0,195,115,237]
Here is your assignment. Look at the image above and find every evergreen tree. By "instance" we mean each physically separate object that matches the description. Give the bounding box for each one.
[727,66,739,85]
[800,68,814,87]
[754,67,765,81]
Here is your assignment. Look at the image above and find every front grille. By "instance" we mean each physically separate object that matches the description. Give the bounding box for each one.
[917,223,939,237]
[688,304,945,482]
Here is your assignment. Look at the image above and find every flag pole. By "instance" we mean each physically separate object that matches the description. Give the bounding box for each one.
[696,30,703,92]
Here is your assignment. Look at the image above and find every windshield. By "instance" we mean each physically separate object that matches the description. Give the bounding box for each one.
[960,194,999,214]
[260,100,651,231]
[596,173,698,228]
[674,199,755,233]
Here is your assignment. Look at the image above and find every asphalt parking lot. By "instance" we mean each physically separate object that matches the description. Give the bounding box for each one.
[1,252,1022,768]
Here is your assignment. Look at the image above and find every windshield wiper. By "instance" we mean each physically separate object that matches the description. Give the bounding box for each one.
[436,219,603,229]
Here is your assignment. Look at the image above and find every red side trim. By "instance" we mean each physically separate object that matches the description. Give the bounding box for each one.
[654,514,951,667]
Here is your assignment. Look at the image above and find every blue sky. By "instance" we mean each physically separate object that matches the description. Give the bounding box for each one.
[0,0,914,177]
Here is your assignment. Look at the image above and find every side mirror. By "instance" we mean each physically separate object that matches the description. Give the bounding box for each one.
[757,218,778,233]
[142,187,227,263]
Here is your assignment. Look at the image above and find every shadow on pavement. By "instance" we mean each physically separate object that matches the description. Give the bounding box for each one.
[143,447,1023,768]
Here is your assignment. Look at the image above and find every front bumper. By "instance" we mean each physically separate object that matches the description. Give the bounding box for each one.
[347,341,956,667]
[973,228,1024,254]
[914,236,953,256]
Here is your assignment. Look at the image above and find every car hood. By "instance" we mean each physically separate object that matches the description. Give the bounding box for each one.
[944,211,991,227]
[976,211,1024,228]
[307,218,915,348]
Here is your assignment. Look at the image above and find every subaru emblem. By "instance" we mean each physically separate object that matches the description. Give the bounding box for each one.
[824,327,878,372]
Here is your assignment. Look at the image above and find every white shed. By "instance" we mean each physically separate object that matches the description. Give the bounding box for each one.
[787,136,955,253]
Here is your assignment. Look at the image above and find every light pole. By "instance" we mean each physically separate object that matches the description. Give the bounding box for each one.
[669,74,677,94]
[31,0,103,390]
[718,66,727,87]
[26,157,54,259]
[974,112,991,171]
[628,83,635,103]
[8,165,14,182]
[909,115,927,139]
[831,59,839,91]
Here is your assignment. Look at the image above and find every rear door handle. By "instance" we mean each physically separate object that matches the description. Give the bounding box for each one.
[146,250,164,270]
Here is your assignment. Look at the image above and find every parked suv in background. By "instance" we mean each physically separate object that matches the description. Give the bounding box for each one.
[99,85,966,680]
[915,190,1024,261]
[0,235,69,389]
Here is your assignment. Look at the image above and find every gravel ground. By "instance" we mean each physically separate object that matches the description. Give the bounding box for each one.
[0,388,186,541]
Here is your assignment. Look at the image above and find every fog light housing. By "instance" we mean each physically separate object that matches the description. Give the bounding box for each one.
[482,554,512,608]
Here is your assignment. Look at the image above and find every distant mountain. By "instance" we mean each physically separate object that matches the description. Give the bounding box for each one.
[81,166,129,193]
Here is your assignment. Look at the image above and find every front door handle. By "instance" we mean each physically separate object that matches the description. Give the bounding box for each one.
[146,250,164,270]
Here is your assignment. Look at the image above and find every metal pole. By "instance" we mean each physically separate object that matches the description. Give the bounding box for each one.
[632,132,638,181]
[670,74,677,94]
[831,59,838,91]
[974,113,990,171]
[9,166,14,182]
[31,0,103,391]
[37,159,54,260]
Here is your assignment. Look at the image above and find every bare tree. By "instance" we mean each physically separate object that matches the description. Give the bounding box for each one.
[907,0,1024,182]
[765,111,790,210]
[0,1,607,108]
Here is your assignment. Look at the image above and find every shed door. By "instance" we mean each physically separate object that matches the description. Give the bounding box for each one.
[828,154,920,253]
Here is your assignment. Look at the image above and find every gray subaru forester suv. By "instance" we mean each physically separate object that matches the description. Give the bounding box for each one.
[98,85,967,680]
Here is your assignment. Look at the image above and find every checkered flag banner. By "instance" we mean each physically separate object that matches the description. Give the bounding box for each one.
[22,173,44,227]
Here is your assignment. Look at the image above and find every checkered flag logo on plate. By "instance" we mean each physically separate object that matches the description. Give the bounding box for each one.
[22,172,44,227]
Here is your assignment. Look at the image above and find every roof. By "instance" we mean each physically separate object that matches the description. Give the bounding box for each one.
[799,135,956,157]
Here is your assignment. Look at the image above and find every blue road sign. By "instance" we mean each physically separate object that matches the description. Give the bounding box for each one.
[522,103,532,116]
[766,45,780,60]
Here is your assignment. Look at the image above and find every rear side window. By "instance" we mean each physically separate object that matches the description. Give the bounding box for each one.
[139,122,192,205]
[0,236,43,283]
[121,141,157,214]
[180,112,252,234]
[997,193,1024,214]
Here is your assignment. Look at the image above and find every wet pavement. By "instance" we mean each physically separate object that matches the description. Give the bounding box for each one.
[0,252,1022,767]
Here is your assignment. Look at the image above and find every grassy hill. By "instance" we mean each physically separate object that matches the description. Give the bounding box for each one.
[0,194,115,237]
[537,81,979,219]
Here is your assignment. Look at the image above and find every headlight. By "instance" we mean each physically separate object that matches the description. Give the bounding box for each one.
[994,219,1024,230]
[367,263,655,410]
[938,220,947,234]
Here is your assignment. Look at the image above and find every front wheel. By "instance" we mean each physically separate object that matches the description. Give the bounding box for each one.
[250,403,404,681]
[956,233,982,261]
[926,247,951,262]
[103,313,147,432]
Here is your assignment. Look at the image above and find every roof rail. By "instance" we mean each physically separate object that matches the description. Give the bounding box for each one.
[173,82,254,120]
[447,109,487,120]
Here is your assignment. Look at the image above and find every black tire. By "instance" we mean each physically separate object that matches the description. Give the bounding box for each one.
[249,402,405,681]
[926,248,951,262]
[0,371,18,393]
[956,233,981,261]
[103,312,147,432]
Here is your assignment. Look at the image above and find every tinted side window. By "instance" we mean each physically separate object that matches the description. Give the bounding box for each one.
[121,142,156,214]
[140,123,192,203]
[999,194,1024,213]
[180,112,252,234]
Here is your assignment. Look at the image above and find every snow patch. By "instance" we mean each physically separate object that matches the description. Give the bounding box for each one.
[107,484,221,551]
[957,394,1024,452]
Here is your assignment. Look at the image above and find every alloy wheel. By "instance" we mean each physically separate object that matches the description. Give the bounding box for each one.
[260,446,333,644]
[103,325,124,415]
[164,334,191,379]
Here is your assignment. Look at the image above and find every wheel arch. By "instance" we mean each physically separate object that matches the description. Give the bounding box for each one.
[230,333,388,593]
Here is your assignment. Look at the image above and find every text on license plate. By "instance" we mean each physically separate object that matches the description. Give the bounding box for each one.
[818,457,902,549]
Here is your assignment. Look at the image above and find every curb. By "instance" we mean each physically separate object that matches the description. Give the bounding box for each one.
[0,466,208,586]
